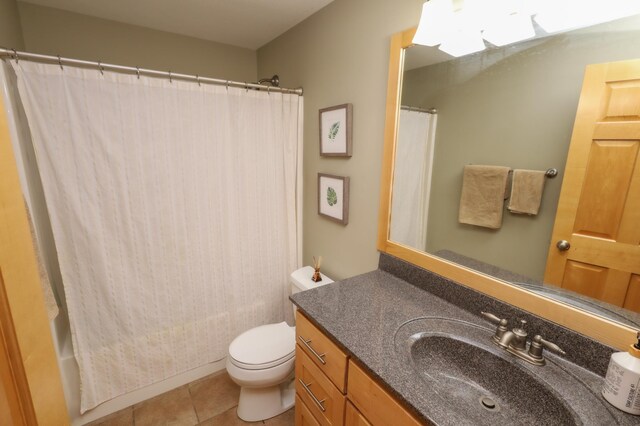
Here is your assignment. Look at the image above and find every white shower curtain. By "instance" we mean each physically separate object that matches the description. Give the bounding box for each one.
[12,61,302,412]
[390,109,437,251]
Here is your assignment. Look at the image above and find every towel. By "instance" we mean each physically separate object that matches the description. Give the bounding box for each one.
[24,199,58,320]
[507,169,546,215]
[458,165,510,229]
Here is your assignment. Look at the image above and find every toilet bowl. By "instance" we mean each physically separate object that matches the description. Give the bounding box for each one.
[226,266,333,421]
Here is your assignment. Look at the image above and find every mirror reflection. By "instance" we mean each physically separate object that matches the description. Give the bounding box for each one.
[391,14,640,327]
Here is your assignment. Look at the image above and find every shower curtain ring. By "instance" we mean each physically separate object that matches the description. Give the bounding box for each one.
[245,83,249,93]
[12,48,18,64]
[98,61,104,75]
[267,86,271,95]
[169,71,172,83]
[226,80,230,91]
[196,75,200,86]
[136,67,140,79]
[57,55,63,70]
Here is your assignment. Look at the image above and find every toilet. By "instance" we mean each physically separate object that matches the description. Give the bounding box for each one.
[226,266,334,421]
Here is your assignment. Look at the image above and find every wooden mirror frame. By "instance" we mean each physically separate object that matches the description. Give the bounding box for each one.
[377,27,636,350]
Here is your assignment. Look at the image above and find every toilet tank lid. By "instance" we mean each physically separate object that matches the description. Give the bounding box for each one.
[228,322,295,365]
[290,266,334,291]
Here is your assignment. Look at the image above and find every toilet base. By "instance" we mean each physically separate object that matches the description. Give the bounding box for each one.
[236,377,295,422]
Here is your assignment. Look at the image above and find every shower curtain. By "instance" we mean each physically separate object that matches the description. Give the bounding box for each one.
[11,61,302,412]
[390,109,437,251]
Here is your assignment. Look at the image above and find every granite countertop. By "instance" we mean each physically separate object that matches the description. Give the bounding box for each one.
[290,269,639,426]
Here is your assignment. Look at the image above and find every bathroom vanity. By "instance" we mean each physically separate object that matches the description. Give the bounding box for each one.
[290,254,640,426]
[294,311,421,426]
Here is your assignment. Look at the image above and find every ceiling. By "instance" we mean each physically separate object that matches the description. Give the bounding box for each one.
[20,0,335,49]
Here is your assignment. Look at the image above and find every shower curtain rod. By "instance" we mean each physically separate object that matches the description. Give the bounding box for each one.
[401,105,437,114]
[0,47,303,95]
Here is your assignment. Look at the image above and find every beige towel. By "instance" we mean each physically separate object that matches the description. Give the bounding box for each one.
[24,199,59,321]
[458,165,510,229]
[507,170,546,215]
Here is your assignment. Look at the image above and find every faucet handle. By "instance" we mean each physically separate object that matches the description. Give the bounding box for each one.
[529,335,567,361]
[481,311,507,325]
[481,312,509,343]
[538,336,566,356]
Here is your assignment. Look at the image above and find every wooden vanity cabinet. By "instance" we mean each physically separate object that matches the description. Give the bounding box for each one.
[344,401,372,426]
[296,311,348,392]
[347,361,423,426]
[295,349,346,425]
[294,312,426,426]
[295,394,322,426]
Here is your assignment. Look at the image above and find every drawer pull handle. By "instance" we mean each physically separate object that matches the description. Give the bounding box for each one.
[299,379,326,412]
[298,336,326,365]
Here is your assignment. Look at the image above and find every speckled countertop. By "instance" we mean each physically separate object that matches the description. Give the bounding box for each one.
[290,266,640,426]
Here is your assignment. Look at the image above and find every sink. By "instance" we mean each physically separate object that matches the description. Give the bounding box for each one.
[394,317,619,425]
[409,334,575,424]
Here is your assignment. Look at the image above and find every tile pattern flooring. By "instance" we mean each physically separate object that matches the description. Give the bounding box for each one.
[88,372,294,426]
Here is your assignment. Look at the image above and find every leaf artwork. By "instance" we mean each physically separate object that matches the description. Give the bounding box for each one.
[328,122,340,141]
[327,187,338,206]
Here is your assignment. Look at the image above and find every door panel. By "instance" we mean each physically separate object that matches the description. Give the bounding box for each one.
[624,275,640,312]
[617,154,640,243]
[545,59,640,314]
[572,141,638,239]
[562,261,608,300]
[604,81,640,119]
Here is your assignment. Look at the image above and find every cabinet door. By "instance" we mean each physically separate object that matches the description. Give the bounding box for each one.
[345,401,372,426]
[296,312,348,392]
[347,361,425,426]
[296,347,346,426]
[296,394,321,426]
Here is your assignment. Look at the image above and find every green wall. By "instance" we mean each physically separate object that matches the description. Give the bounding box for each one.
[258,0,424,280]
[0,0,24,49]
[17,2,257,82]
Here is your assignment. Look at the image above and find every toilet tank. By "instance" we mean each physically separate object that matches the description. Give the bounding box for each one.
[290,266,334,294]
[290,266,334,319]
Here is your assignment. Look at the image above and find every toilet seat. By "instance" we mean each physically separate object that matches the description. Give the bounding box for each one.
[229,351,295,370]
[225,267,335,422]
[228,322,295,370]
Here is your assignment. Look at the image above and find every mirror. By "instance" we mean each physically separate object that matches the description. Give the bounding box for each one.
[378,18,640,349]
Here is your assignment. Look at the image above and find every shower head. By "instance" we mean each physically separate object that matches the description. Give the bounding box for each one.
[257,75,280,87]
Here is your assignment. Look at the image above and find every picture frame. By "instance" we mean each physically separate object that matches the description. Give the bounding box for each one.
[319,103,353,157]
[318,173,350,225]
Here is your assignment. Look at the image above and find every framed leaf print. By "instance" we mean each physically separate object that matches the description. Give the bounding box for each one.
[318,173,350,225]
[319,103,353,157]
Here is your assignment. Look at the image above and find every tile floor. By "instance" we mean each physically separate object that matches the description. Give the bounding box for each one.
[88,371,294,426]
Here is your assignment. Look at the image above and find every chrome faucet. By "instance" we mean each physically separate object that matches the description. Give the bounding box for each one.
[481,312,566,366]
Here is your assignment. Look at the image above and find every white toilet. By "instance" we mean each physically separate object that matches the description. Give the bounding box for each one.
[226,266,333,422]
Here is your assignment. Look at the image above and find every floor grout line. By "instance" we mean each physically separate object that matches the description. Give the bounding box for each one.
[90,372,293,426]
[187,385,201,424]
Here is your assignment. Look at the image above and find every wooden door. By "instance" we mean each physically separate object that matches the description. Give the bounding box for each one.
[544,59,640,312]
[0,86,69,423]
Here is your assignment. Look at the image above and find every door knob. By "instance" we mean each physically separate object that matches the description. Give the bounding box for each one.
[556,240,571,251]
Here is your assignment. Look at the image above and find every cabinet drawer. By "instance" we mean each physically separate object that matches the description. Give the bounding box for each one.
[296,347,346,426]
[345,401,371,426]
[296,311,348,392]
[347,361,425,426]
[296,394,321,426]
